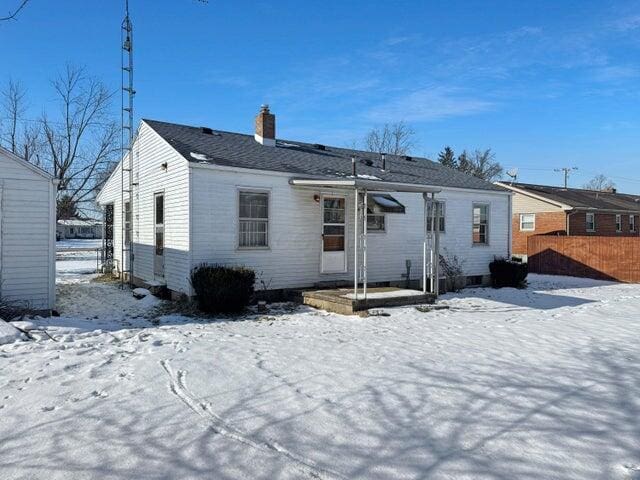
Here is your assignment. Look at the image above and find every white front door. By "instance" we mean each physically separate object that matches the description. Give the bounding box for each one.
[321,195,347,273]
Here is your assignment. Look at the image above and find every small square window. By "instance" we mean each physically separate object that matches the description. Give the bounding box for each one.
[520,213,535,231]
[366,213,385,232]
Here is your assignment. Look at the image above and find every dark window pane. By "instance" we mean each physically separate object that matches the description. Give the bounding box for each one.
[367,214,385,231]
[155,231,164,255]
[323,225,345,236]
[155,195,164,225]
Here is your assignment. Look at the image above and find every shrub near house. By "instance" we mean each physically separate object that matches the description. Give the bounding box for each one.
[489,258,528,288]
[190,265,255,313]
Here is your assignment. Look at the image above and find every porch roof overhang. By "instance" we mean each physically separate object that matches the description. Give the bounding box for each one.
[289,176,442,194]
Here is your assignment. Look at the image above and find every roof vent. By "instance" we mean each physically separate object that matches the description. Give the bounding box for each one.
[404,155,414,162]
[313,143,326,151]
[201,127,213,135]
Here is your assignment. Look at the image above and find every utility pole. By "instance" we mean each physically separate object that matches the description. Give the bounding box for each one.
[554,167,577,189]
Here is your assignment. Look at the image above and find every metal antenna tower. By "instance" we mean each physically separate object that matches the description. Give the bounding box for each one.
[121,0,135,288]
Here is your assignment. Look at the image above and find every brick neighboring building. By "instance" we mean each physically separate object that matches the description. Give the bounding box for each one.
[496,182,640,257]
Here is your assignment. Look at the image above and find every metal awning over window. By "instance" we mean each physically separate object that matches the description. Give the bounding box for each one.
[367,193,405,214]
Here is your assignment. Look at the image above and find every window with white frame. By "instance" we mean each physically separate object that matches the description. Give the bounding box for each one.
[586,212,596,232]
[519,213,535,231]
[616,214,622,232]
[631,215,636,232]
[239,191,269,248]
[472,203,489,244]
[366,213,385,232]
[426,201,446,232]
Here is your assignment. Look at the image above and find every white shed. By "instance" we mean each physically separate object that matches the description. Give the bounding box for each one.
[97,108,512,301]
[0,147,57,314]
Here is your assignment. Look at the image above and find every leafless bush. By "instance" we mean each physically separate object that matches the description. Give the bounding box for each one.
[0,298,37,321]
[439,250,466,292]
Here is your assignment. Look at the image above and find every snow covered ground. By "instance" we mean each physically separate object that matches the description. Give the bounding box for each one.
[56,239,103,250]
[56,240,101,282]
[1,259,640,479]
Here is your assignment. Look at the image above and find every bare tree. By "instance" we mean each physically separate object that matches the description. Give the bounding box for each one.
[439,147,503,182]
[40,65,119,218]
[363,121,415,156]
[583,174,615,192]
[1,79,26,153]
[0,0,30,22]
[467,148,503,182]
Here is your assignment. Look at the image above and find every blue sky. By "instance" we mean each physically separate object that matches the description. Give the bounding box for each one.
[2,0,640,191]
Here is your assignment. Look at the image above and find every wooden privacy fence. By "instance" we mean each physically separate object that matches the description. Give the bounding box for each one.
[527,235,640,283]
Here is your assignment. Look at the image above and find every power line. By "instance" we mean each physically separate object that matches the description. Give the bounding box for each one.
[0,0,30,22]
[554,167,578,189]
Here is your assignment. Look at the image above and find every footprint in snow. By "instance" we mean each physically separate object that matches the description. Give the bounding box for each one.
[42,405,56,412]
[91,390,108,399]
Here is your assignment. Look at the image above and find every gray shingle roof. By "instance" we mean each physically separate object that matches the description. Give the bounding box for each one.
[143,119,505,192]
[510,182,640,212]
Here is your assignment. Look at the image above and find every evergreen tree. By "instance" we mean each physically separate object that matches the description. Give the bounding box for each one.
[457,150,473,174]
[437,146,457,169]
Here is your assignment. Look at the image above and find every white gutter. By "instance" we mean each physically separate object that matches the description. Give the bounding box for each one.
[495,182,572,209]
[289,177,442,194]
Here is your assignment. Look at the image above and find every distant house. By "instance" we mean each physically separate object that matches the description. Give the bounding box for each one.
[56,218,102,240]
[0,146,57,314]
[97,106,512,299]
[496,182,640,257]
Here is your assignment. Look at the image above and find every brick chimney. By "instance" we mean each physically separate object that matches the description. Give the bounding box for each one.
[254,104,275,146]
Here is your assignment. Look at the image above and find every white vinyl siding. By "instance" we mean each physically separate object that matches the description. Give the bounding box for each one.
[520,213,535,231]
[191,165,510,290]
[0,150,55,311]
[99,124,511,295]
[97,122,191,294]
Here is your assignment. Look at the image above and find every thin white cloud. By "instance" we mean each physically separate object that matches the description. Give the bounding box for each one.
[611,13,640,31]
[364,87,494,123]
[592,65,640,82]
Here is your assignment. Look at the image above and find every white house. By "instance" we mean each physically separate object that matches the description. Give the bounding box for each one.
[0,146,57,314]
[57,218,102,240]
[97,107,512,299]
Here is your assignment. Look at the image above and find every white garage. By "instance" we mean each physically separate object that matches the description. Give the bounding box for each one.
[0,146,57,314]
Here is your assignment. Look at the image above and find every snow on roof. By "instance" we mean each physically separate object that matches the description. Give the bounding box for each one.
[57,219,100,227]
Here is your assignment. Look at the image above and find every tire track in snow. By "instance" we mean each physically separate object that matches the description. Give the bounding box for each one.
[159,359,345,480]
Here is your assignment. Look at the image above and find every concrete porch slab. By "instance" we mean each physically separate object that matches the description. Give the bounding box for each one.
[302,287,436,315]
